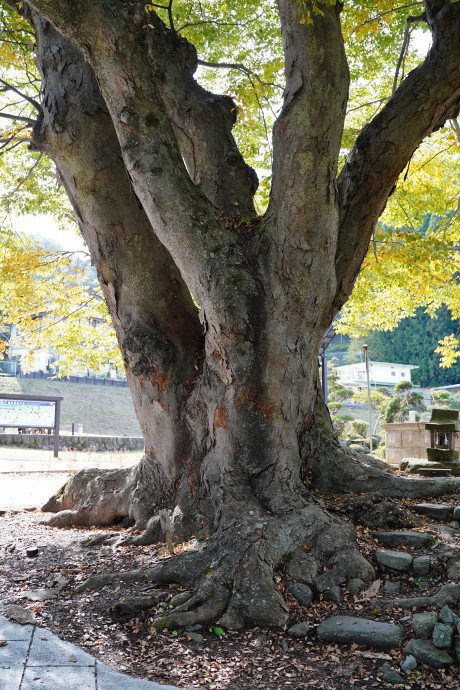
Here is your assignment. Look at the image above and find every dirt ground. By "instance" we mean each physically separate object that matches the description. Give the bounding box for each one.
[1,474,460,689]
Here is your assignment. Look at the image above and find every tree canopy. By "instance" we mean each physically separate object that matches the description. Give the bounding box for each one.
[1,1,460,373]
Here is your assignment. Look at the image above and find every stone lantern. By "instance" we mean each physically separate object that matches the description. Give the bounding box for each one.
[425,408,460,463]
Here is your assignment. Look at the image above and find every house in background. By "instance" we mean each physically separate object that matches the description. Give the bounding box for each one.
[336,361,419,393]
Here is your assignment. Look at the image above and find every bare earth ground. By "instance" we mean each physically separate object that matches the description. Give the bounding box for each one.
[1,473,460,689]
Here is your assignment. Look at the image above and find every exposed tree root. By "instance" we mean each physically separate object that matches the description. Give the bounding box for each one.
[41,459,168,530]
[73,504,374,629]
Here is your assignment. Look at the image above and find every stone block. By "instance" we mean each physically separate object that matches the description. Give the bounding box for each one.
[413,556,430,576]
[413,612,438,639]
[0,640,29,667]
[372,531,429,548]
[317,616,403,650]
[404,639,454,668]
[413,504,454,521]
[432,623,454,649]
[375,549,413,572]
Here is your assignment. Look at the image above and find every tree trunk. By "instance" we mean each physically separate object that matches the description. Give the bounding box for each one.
[18,0,460,628]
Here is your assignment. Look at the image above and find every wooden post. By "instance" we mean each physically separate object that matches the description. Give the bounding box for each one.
[158,510,174,555]
[54,398,61,458]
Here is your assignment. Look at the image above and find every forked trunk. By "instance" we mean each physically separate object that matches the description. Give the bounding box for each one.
[22,0,460,628]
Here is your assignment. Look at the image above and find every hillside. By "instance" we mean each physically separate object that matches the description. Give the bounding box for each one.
[0,377,141,437]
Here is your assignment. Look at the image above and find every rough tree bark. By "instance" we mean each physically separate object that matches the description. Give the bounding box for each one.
[12,0,460,628]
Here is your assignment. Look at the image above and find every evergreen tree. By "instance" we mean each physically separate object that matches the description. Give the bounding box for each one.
[365,309,460,387]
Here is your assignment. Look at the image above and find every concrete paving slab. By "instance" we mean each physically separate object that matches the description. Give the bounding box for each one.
[97,662,180,690]
[21,666,96,689]
[0,640,29,667]
[28,630,96,667]
[0,614,183,689]
[0,617,34,641]
[0,667,23,690]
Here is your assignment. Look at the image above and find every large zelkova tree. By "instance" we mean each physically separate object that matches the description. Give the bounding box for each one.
[3,0,460,629]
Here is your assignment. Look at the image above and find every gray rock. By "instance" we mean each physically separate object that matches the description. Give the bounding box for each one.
[186,632,203,644]
[372,531,430,548]
[452,506,460,521]
[287,622,309,638]
[413,503,453,522]
[170,591,193,608]
[282,582,313,608]
[449,520,460,529]
[404,638,454,668]
[23,588,60,602]
[4,606,37,625]
[413,556,430,576]
[432,622,454,649]
[323,586,341,603]
[400,655,417,672]
[439,605,460,625]
[378,663,404,685]
[375,549,413,572]
[348,578,366,595]
[384,580,401,593]
[454,637,460,661]
[447,561,460,581]
[413,611,438,639]
[253,635,264,647]
[315,568,346,593]
[434,583,460,607]
[186,624,203,632]
[285,551,319,583]
[317,616,403,651]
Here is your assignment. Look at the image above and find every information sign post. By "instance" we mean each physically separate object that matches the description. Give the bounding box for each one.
[0,394,63,457]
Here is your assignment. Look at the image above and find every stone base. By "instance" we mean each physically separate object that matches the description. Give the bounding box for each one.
[400,457,460,477]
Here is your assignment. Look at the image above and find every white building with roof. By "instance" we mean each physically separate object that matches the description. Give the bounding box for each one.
[335,360,419,393]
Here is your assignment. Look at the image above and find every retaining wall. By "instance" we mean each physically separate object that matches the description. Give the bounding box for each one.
[0,433,144,452]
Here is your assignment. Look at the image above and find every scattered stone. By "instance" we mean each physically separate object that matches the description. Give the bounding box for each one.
[315,568,346,593]
[378,663,404,685]
[282,582,313,608]
[23,588,60,602]
[399,615,411,623]
[413,503,453,522]
[317,616,403,651]
[281,639,289,650]
[455,637,460,661]
[186,624,203,632]
[4,606,36,625]
[413,611,438,639]
[253,635,265,647]
[404,638,454,668]
[348,578,366,595]
[449,520,460,529]
[186,632,203,644]
[323,586,341,603]
[447,561,460,581]
[452,506,460,521]
[374,549,413,572]
[434,583,460,608]
[432,622,454,649]
[384,580,400,593]
[413,556,430,576]
[67,654,77,663]
[26,547,38,558]
[400,655,417,672]
[287,622,309,638]
[371,531,430,548]
[170,591,193,607]
[439,605,460,625]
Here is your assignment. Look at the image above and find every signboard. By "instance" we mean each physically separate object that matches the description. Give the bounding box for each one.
[0,399,56,428]
[0,393,63,457]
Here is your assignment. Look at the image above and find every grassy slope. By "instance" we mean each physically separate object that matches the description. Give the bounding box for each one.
[0,377,141,437]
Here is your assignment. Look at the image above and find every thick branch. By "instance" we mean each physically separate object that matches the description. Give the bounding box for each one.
[0,111,36,125]
[268,0,349,237]
[29,12,204,477]
[335,0,460,310]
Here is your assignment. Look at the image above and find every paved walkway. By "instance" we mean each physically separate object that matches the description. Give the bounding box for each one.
[0,614,182,690]
[0,456,136,473]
